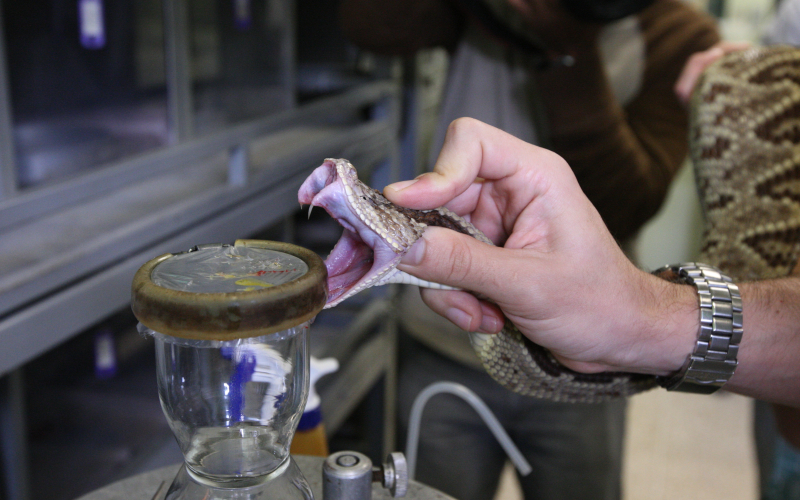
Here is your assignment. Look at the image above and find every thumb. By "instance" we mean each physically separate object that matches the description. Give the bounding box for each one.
[397,226,519,299]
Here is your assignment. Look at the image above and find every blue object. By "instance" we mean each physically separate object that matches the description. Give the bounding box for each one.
[78,0,106,49]
[94,329,117,379]
[233,0,252,31]
[228,352,257,422]
[297,406,323,431]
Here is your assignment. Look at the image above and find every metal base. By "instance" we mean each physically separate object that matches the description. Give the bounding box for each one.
[162,458,313,500]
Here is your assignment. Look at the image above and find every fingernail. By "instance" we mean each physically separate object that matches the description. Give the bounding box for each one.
[401,238,425,266]
[386,178,419,193]
[445,308,474,331]
[478,315,502,334]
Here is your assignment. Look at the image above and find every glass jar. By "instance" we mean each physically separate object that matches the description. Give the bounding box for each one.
[131,240,327,499]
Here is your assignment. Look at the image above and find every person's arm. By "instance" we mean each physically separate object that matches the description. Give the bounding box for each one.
[533,0,719,240]
[727,278,800,405]
[384,117,800,407]
[338,0,463,56]
[384,117,701,376]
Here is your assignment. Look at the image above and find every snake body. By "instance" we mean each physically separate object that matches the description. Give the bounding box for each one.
[691,45,800,281]
[297,46,800,402]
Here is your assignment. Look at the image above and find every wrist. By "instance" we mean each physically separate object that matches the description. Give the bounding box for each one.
[635,272,699,376]
[650,263,743,393]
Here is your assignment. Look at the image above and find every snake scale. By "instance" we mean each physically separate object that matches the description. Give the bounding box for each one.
[298,45,800,403]
[691,45,800,282]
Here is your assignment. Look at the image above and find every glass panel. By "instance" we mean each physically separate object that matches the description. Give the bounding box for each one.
[189,0,294,136]
[3,0,169,188]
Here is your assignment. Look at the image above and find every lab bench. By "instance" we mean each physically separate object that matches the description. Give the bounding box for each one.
[75,455,456,500]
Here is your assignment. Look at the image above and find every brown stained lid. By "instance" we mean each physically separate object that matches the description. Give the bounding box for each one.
[131,240,328,340]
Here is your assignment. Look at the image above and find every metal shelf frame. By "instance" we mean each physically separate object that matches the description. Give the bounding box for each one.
[0,81,399,500]
[0,2,401,498]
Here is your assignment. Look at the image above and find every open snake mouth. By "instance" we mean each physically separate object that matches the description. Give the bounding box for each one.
[324,229,377,305]
[298,159,405,307]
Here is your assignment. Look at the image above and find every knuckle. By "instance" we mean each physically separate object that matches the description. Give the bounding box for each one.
[447,117,482,139]
[443,236,475,284]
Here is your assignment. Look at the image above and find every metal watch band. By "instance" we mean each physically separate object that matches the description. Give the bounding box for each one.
[653,262,743,394]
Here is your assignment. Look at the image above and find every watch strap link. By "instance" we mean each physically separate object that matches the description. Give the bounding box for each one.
[654,262,743,394]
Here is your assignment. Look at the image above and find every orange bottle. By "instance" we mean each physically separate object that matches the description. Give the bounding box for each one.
[290,357,339,456]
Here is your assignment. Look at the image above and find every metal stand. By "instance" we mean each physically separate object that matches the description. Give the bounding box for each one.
[0,370,30,500]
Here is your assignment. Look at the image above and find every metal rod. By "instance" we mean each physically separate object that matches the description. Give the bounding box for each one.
[0,2,17,201]
[381,307,398,458]
[280,0,296,108]
[163,0,194,143]
[0,370,30,500]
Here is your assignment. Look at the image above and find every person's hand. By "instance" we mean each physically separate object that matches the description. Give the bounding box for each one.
[383,118,698,376]
[674,41,751,106]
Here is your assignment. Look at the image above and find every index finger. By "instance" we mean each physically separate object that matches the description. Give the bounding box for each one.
[383,118,551,209]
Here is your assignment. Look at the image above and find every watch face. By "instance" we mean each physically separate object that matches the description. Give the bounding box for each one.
[560,0,656,21]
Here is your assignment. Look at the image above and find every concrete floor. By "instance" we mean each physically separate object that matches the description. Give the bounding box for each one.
[493,390,758,500]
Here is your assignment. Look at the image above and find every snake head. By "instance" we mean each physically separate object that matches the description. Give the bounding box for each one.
[298,159,426,307]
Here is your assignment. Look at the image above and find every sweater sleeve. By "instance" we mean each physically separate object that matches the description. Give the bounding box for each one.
[536,0,720,241]
[338,0,463,56]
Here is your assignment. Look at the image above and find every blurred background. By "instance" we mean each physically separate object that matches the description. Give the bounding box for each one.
[0,0,786,499]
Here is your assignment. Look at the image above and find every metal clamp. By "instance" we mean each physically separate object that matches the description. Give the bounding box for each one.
[323,451,408,500]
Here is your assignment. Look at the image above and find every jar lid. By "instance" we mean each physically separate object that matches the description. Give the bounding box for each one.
[131,240,328,340]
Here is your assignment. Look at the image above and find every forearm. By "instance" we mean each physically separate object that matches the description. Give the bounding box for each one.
[388,118,800,408]
[338,0,463,55]
[640,275,800,407]
[724,278,800,406]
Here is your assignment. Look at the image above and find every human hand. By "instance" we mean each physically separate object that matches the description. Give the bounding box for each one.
[383,118,698,375]
[674,41,751,106]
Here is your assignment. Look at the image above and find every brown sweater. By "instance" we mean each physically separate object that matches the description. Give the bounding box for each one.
[339,0,720,241]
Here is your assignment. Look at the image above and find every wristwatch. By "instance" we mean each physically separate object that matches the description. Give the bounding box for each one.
[652,262,743,394]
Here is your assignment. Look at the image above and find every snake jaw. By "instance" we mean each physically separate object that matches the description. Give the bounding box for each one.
[298,159,410,307]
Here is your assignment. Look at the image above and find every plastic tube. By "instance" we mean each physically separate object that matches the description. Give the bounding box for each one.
[405,381,533,479]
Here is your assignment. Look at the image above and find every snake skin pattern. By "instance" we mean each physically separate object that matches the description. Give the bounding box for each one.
[300,46,800,402]
[691,45,800,281]
[299,158,657,403]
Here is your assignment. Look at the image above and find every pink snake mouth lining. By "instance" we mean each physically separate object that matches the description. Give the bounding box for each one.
[298,159,403,307]
[324,229,374,304]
